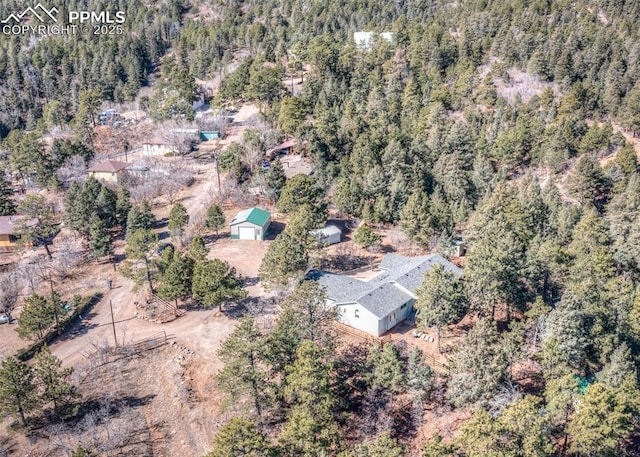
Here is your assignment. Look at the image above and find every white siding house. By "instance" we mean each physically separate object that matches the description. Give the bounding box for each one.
[310,254,462,337]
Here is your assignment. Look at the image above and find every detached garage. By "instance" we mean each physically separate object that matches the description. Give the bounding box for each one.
[230,207,271,240]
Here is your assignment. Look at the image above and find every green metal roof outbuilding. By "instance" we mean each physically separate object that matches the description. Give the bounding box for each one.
[230,207,271,240]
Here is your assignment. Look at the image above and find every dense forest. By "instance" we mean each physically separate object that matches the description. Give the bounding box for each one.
[2,0,640,455]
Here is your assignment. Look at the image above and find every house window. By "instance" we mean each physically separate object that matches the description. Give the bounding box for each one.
[390,312,395,321]
[354,309,360,318]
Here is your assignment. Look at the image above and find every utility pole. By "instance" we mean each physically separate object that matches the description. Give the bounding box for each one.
[48,272,60,335]
[109,300,118,347]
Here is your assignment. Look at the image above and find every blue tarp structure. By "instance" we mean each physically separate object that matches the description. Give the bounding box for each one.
[200,131,221,141]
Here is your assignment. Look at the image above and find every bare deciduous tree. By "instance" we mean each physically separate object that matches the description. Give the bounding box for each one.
[56,155,87,189]
[159,120,199,156]
[0,270,20,320]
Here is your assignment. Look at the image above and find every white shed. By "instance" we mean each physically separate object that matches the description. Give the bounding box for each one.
[310,224,342,245]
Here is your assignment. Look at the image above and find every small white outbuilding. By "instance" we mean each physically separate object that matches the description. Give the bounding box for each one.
[310,224,342,245]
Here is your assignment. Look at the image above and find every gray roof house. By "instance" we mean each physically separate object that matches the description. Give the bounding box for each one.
[308,254,462,336]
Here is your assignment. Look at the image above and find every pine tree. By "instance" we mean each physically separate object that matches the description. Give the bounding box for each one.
[64,181,84,233]
[265,158,287,202]
[540,294,589,379]
[277,174,324,216]
[366,343,404,392]
[399,187,434,245]
[354,432,404,457]
[353,225,381,250]
[158,255,190,307]
[0,357,39,426]
[259,228,309,289]
[406,347,434,406]
[168,203,190,239]
[206,417,271,457]
[498,395,555,457]
[15,194,58,259]
[126,200,155,239]
[121,229,159,293]
[205,204,225,234]
[216,317,270,417]
[567,155,610,210]
[34,345,78,415]
[16,293,61,340]
[115,187,132,228]
[446,319,508,407]
[415,264,466,350]
[88,214,112,260]
[597,343,637,388]
[455,408,504,456]
[95,186,117,228]
[0,174,16,216]
[192,259,247,311]
[187,235,208,262]
[567,381,639,457]
[280,341,342,456]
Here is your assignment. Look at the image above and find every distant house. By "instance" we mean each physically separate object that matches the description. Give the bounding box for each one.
[266,139,296,160]
[142,138,174,157]
[230,207,271,240]
[87,160,130,184]
[309,254,462,337]
[310,224,342,245]
[0,215,38,252]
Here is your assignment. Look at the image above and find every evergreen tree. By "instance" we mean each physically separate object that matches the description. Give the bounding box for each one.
[34,345,78,415]
[399,187,434,245]
[353,432,404,457]
[205,204,226,234]
[446,319,508,407]
[541,294,589,379]
[16,293,63,341]
[168,203,190,239]
[192,259,247,311]
[406,347,434,406]
[126,200,155,239]
[88,213,112,260]
[64,181,84,233]
[597,343,637,389]
[567,155,610,210]
[15,194,58,259]
[415,264,466,350]
[115,187,132,228]
[567,381,639,457]
[421,433,457,457]
[280,341,342,456]
[121,229,159,293]
[0,357,39,427]
[158,255,190,307]
[498,395,555,457]
[95,186,117,228]
[265,159,287,202]
[206,417,271,457]
[0,174,15,216]
[259,228,309,289]
[217,317,270,417]
[353,225,382,250]
[456,408,504,457]
[187,235,208,262]
[264,281,337,376]
[366,342,404,395]
[277,174,324,216]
